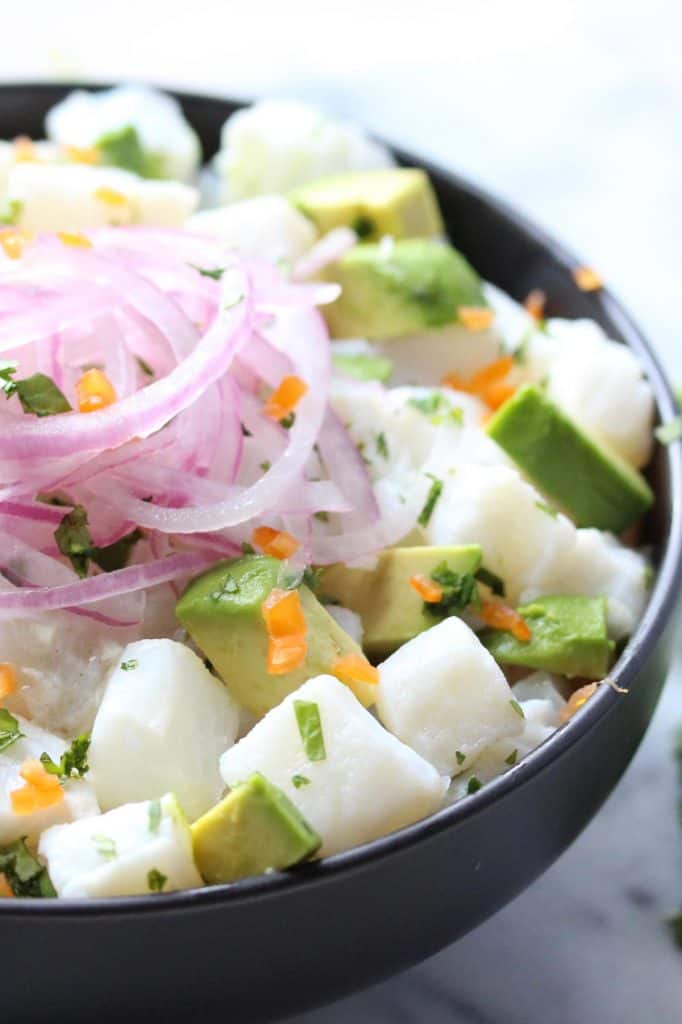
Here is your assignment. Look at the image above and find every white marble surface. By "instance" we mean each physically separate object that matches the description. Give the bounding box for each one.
[3,2,682,1019]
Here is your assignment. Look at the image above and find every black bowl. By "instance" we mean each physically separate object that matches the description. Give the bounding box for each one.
[1,84,681,1024]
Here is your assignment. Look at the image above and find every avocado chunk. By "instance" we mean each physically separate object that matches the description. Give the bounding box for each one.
[324,239,487,339]
[191,773,321,884]
[176,554,368,716]
[291,168,444,242]
[319,545,482,659]
[486,384,653,533]
[482,595,613,678]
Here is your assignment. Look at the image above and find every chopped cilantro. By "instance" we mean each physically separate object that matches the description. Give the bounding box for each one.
[259,460,271,472]
[280,411,296,429]
[241,542,256,555]
[292,774,310,789]
[314,510,330,522]
[91,527,143,574]
[40,734,90,780]
[467,776,482,795]
[331,352,393,383]
[0,198,22,226]
[6,372,72,417]
[351,214,375,239]
[455,750,466,766]
[293,700,326,761]
[241,422,252,437]
[136,356,155,378]
[431,406,464,427]
[0,362,18,396]
[0,838,55,897]
[655,418,682,445]
[668,911,682,949]
[504,749,518,766]
[92,835,117,861]
[189,264,225,281]
[417,474,443,527]
[55,505,92,578]
[535,500,558,518]
[96,124,162,178]
[148,799,162,834]
[302,566,323,592]
[0,708,24,754]
[475,566,506,597]
[120,659,138,672]
[426,562,479,616]
[408,392,445,415]
[376,432,389,459]
[147,868,167,892]
[510,699,525,719]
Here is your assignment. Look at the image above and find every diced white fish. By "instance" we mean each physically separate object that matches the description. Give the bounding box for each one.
[187,195,317,265]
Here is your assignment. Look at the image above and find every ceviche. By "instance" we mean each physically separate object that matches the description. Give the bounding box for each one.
[0,86,657,899]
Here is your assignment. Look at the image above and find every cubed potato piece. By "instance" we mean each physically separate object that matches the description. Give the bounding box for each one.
[39,793,202,898]
[0,716,99,845]
[220,674,447,857]
[376,617,524,777]
[187,195,317,264]
[89,640,239,821]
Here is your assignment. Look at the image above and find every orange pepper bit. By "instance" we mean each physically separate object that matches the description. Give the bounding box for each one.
[13,136,37,162]
[262,588,308,675]
[0,663,16,700]
[331,652,380,688]
[64,144,100,165]
[10,759,64,816]
[479,600,532,643]
[57,231,93,249]
[264,375,308,422]
[572,266,603,292]
[252,526,300,560]
[409,573,443,604]
[0,874,13,898]
[458,306,495,332]
[76,369,117,414]
[443,355,516,412]
[523,288,546,321]
[560,682,599,724]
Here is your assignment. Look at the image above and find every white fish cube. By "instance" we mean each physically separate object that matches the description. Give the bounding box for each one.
[39,793,202,898]
[376,618,524,777]
[89,639,239,821]
[220,675,447,857]
[187,195,317,264]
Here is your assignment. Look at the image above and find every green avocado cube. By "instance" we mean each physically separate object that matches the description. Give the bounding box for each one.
[291,168,444,242]
[176,554,367,716]
[191,773,321,884]
[318,545,482,659]
[324,239,487,339]
[486,384,653,533]
[482,594,614,678]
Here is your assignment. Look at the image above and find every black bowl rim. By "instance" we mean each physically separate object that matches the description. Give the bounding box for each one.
[1,83,681,919]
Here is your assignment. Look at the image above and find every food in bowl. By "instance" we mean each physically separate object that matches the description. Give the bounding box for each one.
[0,86,657,900]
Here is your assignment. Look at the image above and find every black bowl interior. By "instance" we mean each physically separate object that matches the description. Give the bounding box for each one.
[0,82,681,1023]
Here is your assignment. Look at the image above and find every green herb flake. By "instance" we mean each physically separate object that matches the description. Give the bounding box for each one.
[292,774,310,789]
[54,504,93,578]
[431,406,464,427]
[655,418,682,445]
[455,750,466,766]
[280,411,296,430]
[147,868,167,893]
[0,838,56,897]
[189,264,225,281]
[96,124,162,178]
[136,357,155,378]
[504,749,518,766]
[314,510,330,523]
[417,474,443,527]
[91,527,143,574]
[259,460,271,472]
[241,422,253,437]
[351,214,375,239]
[92,835,117,861]
[535,500,558,518]
[408,392,445,416]
[241,542,256,555]
[148,799,162,834]
[668,911,682,950]
[40,734,90,781]
[475,566,506,597]
[331,352,393,383]
[0,198,22,226]
[375,432,389,459]
[466,776,482,795]
[0,362,18,397]
[510,699,526,719]
[0,708,24,754]
[302,566,323,592]
[427,562,479,617]
[120,659,139,672]
[293,700,326,762]
[13,373,72,417]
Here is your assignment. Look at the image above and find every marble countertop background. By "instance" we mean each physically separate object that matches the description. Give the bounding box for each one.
[3,2,682,1020]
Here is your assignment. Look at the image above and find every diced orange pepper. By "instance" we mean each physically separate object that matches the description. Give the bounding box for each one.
[264,375,308,422]
[560,682,599,724]
[479,600,532,643]
[331,652,380,687]
[19,759,61,792]
[482,378,516,410]
[64,145,100,165]
[10,760,63,815]
[267,635,307,675]
[0,229,28,260]
[93,186,130,208]
[523,288,546,321]
[57,231,93,249]
[0,874,13,898]
[469,356,515,390]
[458,306,495,332]
[76,369,117,413]
[0,663,16,700]
[443,356,516,412]
[252,526,300,560]
[409,573,443,604]
[13,136,37,162]
[262,588,307,638]
[572,266,602,292]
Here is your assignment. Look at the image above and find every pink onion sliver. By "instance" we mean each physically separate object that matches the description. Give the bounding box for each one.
[292,227,357,281]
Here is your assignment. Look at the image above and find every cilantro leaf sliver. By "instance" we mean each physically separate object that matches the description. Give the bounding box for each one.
[504,749,518,766]
[293,700,326,762]
[39,734,90,781]
[510,699,525,719]
[417,475,443,527]
[0,198,22,226]
[535,500,558,518]
[466,776,482,795]
[668,910,682,950]
[408,392,445,415]
[148,868,167,892]
[189,264,225,281]
[376,432,389,459]
[455,750,466,766]
[120,659,138,672]
[475,566,506,597]
[0,838,56,897]
[292,774,310,789]
[92,835,117,861]
[14,373,71,417]
[0,708,24,753]
[148,799,162,834]
[655,417,682,445]
[0,361,18,397]
[427,562,479,616]
[331,352,393,383]
[55,504,93,578]
[96,124,162,178]
[91,527,143,573]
